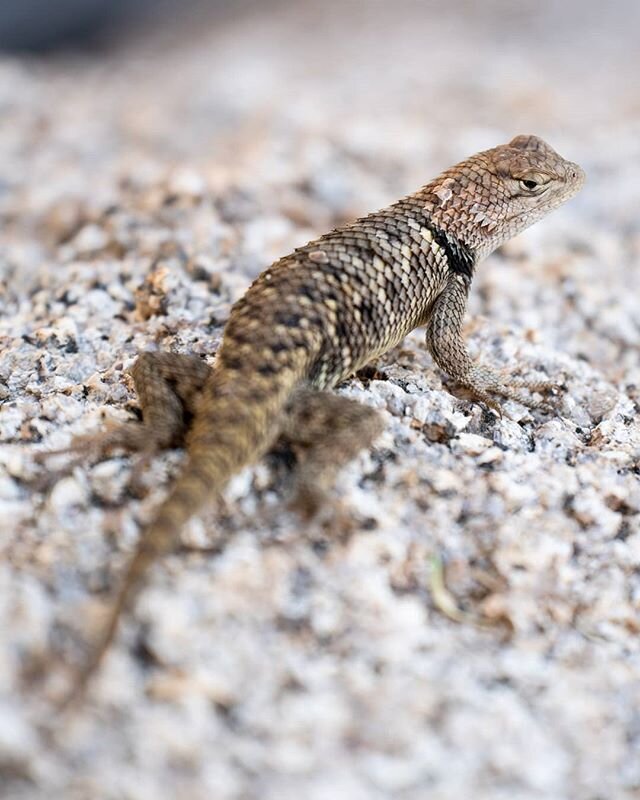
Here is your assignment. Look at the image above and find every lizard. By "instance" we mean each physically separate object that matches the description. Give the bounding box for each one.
[48,134,584,706]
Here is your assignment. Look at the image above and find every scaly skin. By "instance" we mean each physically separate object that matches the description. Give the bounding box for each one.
[53,134,585,707]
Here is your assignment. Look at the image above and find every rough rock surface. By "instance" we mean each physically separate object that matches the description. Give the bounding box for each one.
[1,2,640,798]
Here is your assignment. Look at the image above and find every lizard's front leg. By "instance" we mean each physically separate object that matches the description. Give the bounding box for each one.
[425,274,560,413]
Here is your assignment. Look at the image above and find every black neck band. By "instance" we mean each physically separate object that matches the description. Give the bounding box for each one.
[427,222,475,280]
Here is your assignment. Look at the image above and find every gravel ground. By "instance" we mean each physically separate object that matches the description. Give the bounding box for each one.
[1,2,640,798]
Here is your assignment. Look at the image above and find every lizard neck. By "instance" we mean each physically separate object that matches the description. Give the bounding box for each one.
[422,218,476,281]
[418,174,501,264]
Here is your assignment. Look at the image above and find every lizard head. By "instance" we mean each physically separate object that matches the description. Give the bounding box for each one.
[426,134,585,261]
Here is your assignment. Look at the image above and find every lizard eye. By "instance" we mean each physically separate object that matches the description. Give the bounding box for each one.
[516,173,550,194]
[519,178,540,191]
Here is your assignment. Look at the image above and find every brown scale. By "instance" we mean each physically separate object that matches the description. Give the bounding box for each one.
[47,134,585,708]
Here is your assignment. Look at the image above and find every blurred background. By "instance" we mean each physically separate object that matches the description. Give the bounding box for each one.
[1,0,639,231]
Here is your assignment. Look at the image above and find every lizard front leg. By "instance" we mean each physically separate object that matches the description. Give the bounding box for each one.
[425,274,560,413]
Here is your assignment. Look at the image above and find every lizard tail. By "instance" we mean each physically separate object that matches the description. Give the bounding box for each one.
[58,357,308,711]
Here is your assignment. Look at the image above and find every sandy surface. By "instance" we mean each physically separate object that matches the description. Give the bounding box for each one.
[1,1,640,798]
